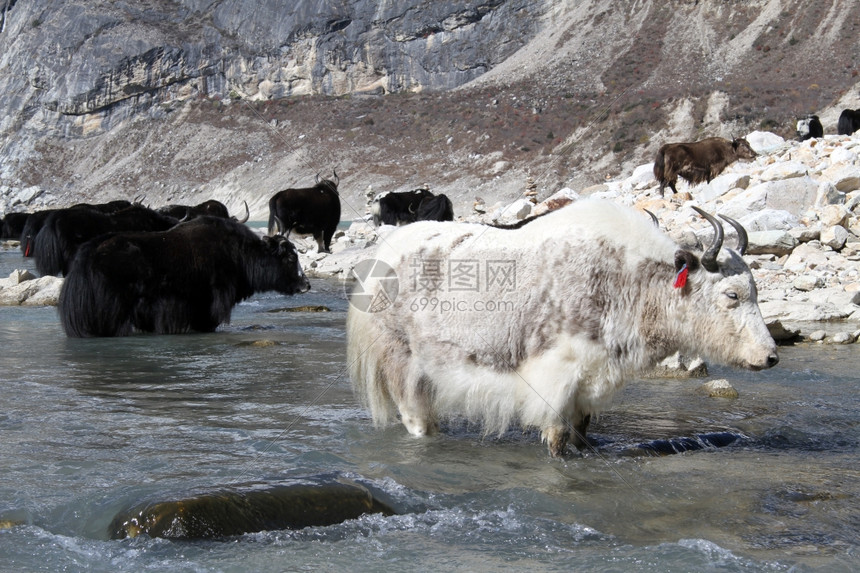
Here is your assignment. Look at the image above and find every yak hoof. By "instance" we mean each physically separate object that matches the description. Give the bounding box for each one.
[544,427,570,458]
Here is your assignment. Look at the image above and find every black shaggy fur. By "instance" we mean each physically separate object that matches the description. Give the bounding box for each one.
[158,199,230,220]
[20,200,132,258]
[1,211,29,239]
[837,109,860,136]
[34,205,179,276]
[59,217,310,337]
[415,194,454,222]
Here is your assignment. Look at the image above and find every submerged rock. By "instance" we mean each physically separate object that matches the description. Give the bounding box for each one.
[619,432,745,457]
[110,478,397,540]
[699,379,740,399]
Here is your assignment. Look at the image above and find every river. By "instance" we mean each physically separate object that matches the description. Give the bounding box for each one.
[0,246,857,572]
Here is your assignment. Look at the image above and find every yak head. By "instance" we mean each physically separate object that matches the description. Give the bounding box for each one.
[261,234,311,295]
[731,137,758,161]
[315,169,340,195]
[671,207,778,371]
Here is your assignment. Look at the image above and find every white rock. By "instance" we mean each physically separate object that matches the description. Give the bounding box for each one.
[783,243,832,272]
[760,161,809,181]
[815,182,845,207]
[817,204,850,227]
[829,147,858,165]
[700,379,739,399]
[820,225,849,251]
[745,131,785,154]
[492,160,511,174]
[698,173,750,202]
[821,163,860,192]
[831,332,857,344]
[793,274,824,291]
[491,199,532,222]
[626,163,655,187]
[738,209,798,232]
[729,177,818,217]
[747,230,798,256]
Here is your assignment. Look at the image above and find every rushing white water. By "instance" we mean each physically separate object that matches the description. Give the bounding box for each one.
[0,247,857,572]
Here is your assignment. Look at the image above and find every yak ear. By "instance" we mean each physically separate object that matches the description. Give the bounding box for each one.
[674,250,700,273]
[673,250,700,289]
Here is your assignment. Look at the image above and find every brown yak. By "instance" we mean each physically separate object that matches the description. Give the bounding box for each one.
[653,136,757,196]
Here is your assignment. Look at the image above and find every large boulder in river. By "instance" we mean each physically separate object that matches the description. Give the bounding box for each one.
[110,478,397,540]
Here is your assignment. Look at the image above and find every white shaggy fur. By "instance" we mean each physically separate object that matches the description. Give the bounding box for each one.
[347,199,777,455]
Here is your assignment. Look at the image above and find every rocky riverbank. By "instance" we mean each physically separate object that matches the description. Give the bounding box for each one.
[290,129,860,345]
[3,130,859,345]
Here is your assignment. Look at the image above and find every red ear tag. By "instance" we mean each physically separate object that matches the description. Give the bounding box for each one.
[673,264,688,289]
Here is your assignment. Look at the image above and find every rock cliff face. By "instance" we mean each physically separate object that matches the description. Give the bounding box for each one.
[1,0,535,127]
[1,0,859,218]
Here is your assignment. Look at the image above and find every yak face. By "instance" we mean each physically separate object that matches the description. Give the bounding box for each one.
[671,208,777,371]
[262,235,311,295]
[681,249,778,371]
[731,138,758,161]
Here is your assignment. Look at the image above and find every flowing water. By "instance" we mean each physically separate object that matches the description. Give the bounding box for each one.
[0,246,858,572]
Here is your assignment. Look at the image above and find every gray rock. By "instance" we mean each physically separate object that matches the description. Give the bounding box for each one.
[830,332,857,344]
[747,230,798,256]
[737,209,799,232]
[807,330,827,342]
[767,319,800,342]
[699,379,739,399]
[815,182,845,207]
[821,225,849,251]
[793,274,824,292]
[788,226,821,243]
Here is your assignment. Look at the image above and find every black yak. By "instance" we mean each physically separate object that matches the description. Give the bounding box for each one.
[268,172,341,253]
[59,216,310,337]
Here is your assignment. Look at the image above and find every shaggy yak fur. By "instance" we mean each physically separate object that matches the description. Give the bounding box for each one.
[347,199,778,457]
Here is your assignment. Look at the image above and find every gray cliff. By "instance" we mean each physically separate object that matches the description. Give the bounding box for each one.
[1,0,859,219]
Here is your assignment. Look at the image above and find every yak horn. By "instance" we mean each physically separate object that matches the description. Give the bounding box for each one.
[332,168,339,186]
[236,201,250,224]
[719,214,748,256]
[692,206,723,272]
[644,209,659,227]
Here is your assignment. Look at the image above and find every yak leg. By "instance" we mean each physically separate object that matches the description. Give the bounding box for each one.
[569,414,592,451]
[314,232,329,253]
[322,225,336,253]
[544,413,592,457]
[396,364,437,437]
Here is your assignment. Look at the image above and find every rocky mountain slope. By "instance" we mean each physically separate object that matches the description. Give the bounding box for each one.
[1,0,859,220]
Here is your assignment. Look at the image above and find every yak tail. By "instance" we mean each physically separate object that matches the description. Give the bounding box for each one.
[59,251,132,337]
[653,147,666,183]
[33,224,65,277]
[346,306,398,427]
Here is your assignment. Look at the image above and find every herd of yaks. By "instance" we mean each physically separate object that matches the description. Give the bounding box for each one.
[0,171,459,337]
[0,124,796,459]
